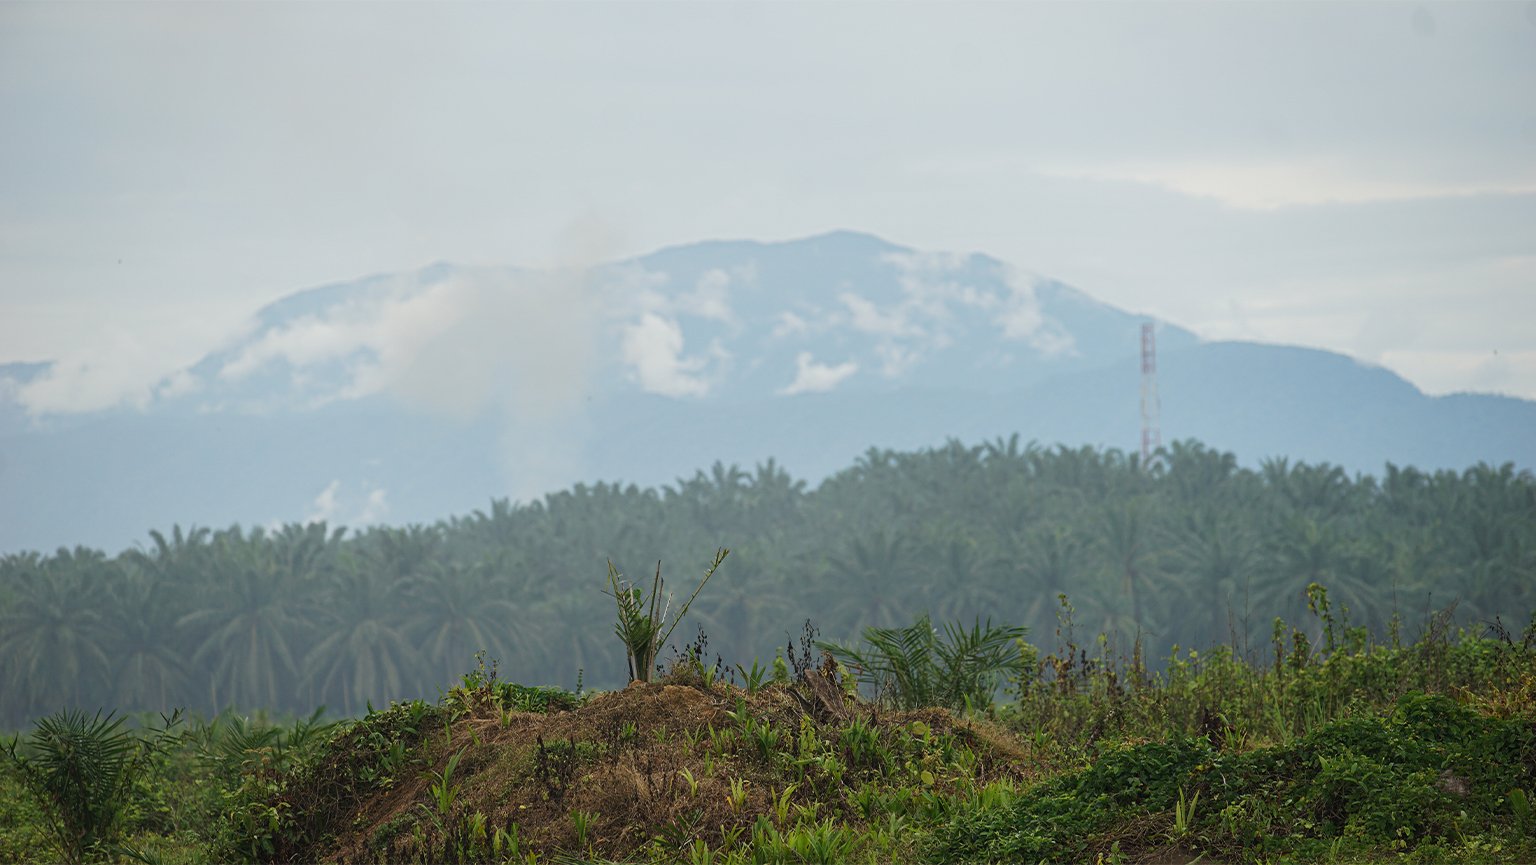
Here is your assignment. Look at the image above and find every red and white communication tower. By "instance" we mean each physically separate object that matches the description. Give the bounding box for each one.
[1140,322,1162,464]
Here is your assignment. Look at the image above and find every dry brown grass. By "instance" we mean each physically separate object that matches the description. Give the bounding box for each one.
[308,675,1034,864]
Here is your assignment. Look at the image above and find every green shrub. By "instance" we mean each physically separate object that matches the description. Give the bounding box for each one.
[822,615,1027,712]
[2,709,175,864]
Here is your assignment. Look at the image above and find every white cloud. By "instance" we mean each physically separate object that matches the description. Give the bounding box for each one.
[216,274,458,390]
[301,480,389,527]
[602,263,751,327]
[840,293,921,338]
[7,302,253,416]
[304,480,342,524]
[205,266,602,420]
[1038,159,1536,212]
[600,263,673,318]
[3,1,1532,409]
[771,311,811,339]
[18,330,190,415]
[839,253,1078,371]
[875,344,921,378]
[1379,349,1536,400]
[679,268,739,324]
[778,352,857,396]
[154,369,201,400]
[619,313,712,398]
[355,488,390,524]
[998,268,1077,357]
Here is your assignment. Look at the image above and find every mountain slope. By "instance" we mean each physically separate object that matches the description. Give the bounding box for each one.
[1,232,1531,553]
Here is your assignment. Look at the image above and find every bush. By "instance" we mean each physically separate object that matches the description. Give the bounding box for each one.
[2,709,175,864]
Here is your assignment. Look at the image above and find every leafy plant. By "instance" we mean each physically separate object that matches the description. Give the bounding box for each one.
[736,659,770,694]
[571,808,598,850]
[823,615,1027,711]
[3,709,176,864]
[1171,786,1200,839]
[605,548,730,683]
[416,747,465,838]
[727,776,749,812]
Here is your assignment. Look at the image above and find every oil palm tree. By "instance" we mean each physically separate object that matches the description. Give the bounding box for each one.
[404,558,520,687]
[104,573,189,714]
[1166,508,1258,648]
[822,529,919,633]
[0,552,114,723]
[177,537,315,714]
[303,562,421,715]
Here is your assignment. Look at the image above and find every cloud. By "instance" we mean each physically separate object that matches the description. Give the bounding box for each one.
[154,369,201,400]
[840,293,922,338]
[1378,349,1536,400]
[15,326,215,415]
[4,1,1532,408]
[771,311,811,339]
[385,269,599,422]
[837,253,1078,374]
[600,263,673,318]
[1188,254,1536,401]
[778,352,857,396]
[304,480,342,524]
[356,488,389,524]
[301,479,389,527]
[679,268,742,324]
[1038,159,1536,211]
[996,269,1077,357]
[208,265,601,421]
[604,263,751,328]
[619,313,712,398]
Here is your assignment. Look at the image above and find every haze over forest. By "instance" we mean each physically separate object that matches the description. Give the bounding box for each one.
[2,3,1534,730]
[2,231,1534,729]
[2,231,1533,556]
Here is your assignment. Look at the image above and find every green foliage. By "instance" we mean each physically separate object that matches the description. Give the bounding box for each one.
[3,441,1536,862]
[0,763,56,862]
[823,615,1026,712]
[932,691,1536,863]
[2,709,178,864]
[417,748,465,834]
[0,614,1526,865]
[4,442,1535,728]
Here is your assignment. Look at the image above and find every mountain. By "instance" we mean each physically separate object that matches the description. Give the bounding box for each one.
[2,231,1531,553]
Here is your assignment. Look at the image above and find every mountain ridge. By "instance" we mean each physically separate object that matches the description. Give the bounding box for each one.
[2,231,1531,553]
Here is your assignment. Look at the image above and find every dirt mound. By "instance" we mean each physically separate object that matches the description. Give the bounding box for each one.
[282,675,1033,864]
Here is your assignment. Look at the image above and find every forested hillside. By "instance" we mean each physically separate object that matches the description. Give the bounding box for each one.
[2,437,1532,728]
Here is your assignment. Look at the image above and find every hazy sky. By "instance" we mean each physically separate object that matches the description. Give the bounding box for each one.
[3,1,1534,409]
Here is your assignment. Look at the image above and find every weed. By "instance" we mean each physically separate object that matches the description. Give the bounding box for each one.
[571,809,598,850]
[417,747,465,834]
[727,777,749,812]
[736,660,771,694]
[678,767,700,798]
[1171,786,1200,839]
[772,783,798,825]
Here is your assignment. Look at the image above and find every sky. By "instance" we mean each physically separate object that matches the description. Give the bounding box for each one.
[3,1,1534,411]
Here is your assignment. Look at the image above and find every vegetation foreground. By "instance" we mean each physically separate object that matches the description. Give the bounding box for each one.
[5,586,1535,864]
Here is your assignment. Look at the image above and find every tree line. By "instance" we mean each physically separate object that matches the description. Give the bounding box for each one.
[1,437,1532,728]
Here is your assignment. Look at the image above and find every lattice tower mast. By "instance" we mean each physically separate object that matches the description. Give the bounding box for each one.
[1140,322,1162,464]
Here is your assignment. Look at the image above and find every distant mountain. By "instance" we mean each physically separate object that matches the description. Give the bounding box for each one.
[2,231,1532,553]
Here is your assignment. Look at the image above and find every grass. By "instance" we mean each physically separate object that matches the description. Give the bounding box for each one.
[4,590,1534,864]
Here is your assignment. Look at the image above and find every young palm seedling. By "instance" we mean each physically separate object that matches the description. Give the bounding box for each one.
[3,709,180,865]
[605,547,729,683]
